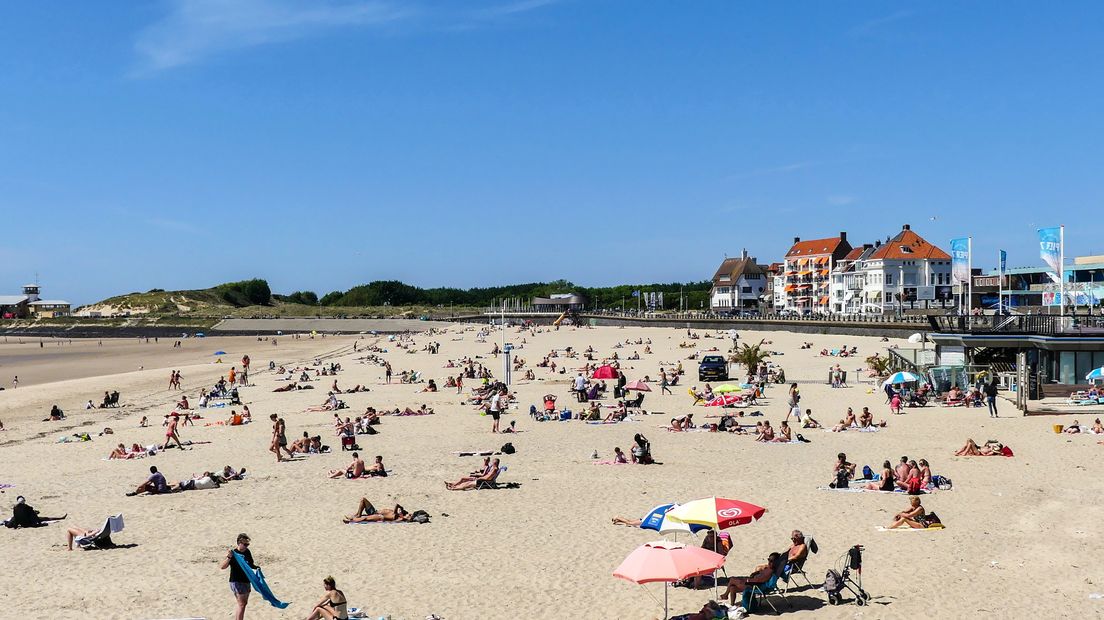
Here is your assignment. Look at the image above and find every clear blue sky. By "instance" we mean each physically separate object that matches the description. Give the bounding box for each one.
[1,1,1100,305]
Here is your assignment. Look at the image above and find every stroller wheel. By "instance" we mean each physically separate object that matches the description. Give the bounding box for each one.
[860,590,871,602]
[855,596,866,607]
[828,593,838,606]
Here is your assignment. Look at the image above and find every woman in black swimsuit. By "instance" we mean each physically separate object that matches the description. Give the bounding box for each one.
[306,576,349,619]
[863,460,896,491]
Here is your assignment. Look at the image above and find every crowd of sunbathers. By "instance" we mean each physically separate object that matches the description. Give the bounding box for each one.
[329,453,387,479]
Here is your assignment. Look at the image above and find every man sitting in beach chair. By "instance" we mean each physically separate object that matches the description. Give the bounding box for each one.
[67,514,126,550]
[782,530,815,590]
[445,458,508,490]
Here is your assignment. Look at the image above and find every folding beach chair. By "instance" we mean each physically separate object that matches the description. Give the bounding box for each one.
[476,466,506,489]
[749,554,789,614]
[78,514,124,550]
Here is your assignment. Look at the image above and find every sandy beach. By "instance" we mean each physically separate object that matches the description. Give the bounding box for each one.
[1,324,1102,619]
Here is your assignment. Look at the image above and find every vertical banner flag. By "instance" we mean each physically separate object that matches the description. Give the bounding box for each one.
[950,238,971,284]
[999,250,1007,273]
[1038,227,1062,283]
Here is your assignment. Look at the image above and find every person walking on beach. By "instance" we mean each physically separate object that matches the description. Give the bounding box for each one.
[455,375,463,394]
[12,376,17,389]
[220,533,255,620]
[985,377,999,418]
[384,363,392,384]
[574,373,587,402]
[270,414,292,462]
[162,413,184,450]
[659,372,672,395]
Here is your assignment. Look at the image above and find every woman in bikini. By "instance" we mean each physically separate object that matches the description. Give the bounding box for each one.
[864,460,896,491]
[955,438,1000,456]
[304,576,349,620]
[887,496,926,529]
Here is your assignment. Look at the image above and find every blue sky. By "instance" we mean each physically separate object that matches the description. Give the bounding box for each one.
[1,1,1100,305]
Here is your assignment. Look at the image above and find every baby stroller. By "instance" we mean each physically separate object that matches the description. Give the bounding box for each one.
[823,545,870,606]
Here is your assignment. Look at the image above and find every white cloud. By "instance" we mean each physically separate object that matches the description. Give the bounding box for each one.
[826,195,856,206]
[133,0,563,73]
[134,0,413,73]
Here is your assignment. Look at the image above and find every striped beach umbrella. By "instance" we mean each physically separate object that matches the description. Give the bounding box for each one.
[1086,367,1104,381]
[882,371,922,385]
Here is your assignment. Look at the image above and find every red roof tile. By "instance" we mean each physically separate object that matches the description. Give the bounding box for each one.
[868,229,950,260]
[785,237,845,257]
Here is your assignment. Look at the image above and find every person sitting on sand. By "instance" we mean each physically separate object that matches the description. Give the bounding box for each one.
[220,466,246,481]
[366,455,387,477]
[842,407,857,428]
[1064,420,1082,434]
[108,443,129,459]
[611,446,628,463]
[896,459,921,492]
[864,460,896,491]
[755,421,775,442]
[329,452,366,479]
[894,456,911,482]
[343,498,411,523]
[5,496,66,528]
[138,416,148,427]
[445,458,500,490]
[834,452,856,481]
[723,552,780,607]
[631,434,653,464]
[1092,419,1104,434]
[918,459,933,488]
[45,405,65,421]
[424,379,437,392]
[886,496,927,529]
[943,386,964,404]
[304,576,349,620]
[800,408,821,429]
[127,466,170,496]
[955,438,1000,456]
[774,420,793,442]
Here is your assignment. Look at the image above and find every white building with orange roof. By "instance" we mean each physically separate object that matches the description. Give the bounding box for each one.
[778,232,853,314]
[830,224,954,314]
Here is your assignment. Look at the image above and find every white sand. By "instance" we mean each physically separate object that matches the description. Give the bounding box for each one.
[1,325,1102,619]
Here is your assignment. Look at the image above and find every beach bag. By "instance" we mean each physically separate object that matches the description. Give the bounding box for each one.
[823,569,842,593]
[409,510,430,524]
[501,442,515,454]
[932,475,953,490]
[834,468,849,489]
[1000,446,1014,457]
[920,512,942,527]
[862,465,874,480]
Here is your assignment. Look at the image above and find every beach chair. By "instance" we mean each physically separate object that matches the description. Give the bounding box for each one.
[78,514,124,550]
[748,554,789,614]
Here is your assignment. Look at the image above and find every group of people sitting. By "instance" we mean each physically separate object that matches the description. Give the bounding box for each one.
[126,465,245,496]
[832,452,944,493]
[829,406,887,432]
[1060,419,1104,434]
[328,453,387,479]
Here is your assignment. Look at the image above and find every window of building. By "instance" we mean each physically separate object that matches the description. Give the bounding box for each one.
[886,274,893,285]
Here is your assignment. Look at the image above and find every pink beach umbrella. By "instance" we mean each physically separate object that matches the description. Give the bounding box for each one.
[613,540,727,619]
[624,380,651,392]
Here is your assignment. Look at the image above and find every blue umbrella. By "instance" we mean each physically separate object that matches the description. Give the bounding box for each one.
[214,350,227,356]
[641,503,709,535]
[1086,367,1104,381]
[882,371,922,385]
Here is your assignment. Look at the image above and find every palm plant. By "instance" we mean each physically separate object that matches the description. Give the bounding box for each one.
[729,341,771,375]
[865,354,892,377]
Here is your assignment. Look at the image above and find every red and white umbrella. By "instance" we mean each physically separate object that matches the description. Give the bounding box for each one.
[704,393,741,407]
[624,380,651,392]
[665,496,767,530]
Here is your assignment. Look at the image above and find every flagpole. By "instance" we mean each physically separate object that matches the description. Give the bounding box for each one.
[998,251,1003,315]
[967,237,973,318]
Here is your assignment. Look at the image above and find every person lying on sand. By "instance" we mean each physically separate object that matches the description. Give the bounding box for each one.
[1064,420,1082,434]
[677,600,728,620]
[445,458,499,490]
[343,498,410,523]
[126,466,170,496]
[108,443,129,459]
[330,453,365,479]
[611,515,643,527]
[886,496,927,529]
[955,438,1001,456]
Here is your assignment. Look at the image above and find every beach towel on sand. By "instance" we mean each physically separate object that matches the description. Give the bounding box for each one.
[233,551,289,609]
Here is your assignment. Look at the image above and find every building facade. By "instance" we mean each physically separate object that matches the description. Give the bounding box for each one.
[0,284,70,319]
[779,233,853,314]
[709,250,769,312]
